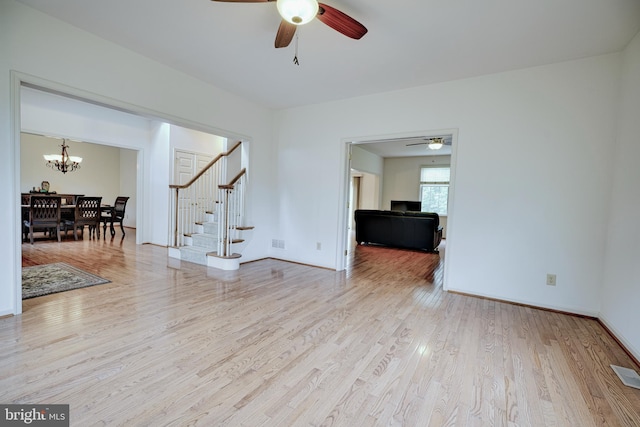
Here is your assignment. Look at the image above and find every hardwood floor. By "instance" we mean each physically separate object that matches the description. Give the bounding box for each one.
[3,231,640,426]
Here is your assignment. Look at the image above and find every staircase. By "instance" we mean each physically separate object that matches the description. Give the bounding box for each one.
[177,211,253,269]
[167,142,253,270]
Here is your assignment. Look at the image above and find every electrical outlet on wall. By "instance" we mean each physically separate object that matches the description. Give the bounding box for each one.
[546,273,557,286]
[316,242,321,250]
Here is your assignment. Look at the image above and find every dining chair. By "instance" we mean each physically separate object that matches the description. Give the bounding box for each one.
[101,196,129,238]
[23,195,62,244]
[21,194,31,238]
[65,196,102,240]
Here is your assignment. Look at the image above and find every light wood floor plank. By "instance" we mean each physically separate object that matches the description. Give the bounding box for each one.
[2,233,639,426]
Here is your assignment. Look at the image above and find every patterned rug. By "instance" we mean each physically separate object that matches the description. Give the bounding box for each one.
[22,262,110,299]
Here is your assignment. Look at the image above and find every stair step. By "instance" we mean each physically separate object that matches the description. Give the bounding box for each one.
[235,226,255,231]
[207,252,241,270]
[191,233,221,249]
[179,246,209,265]
[208,252,241,259]
[191,223,253,234]
[189,234,244,249]
[203,222,219,235]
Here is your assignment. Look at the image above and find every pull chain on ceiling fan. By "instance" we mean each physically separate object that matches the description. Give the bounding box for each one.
[293,32,300,65]
[211,0,368,49]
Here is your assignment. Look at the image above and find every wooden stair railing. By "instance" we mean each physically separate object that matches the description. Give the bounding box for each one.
[169,141,242,248]
[217,168,247,258]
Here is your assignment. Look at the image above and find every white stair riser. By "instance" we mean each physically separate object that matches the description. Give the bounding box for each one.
[175,246,240,269]
[207,255,240,270]
[191,233,221,249]
[179,246,209,265]
[202,222,219,235]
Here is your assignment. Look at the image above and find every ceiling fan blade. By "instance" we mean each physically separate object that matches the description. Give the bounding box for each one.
[317,3,367,40]
[275,20,297,48]
[406,137,451,147]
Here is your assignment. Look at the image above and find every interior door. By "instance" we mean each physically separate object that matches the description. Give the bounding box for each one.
[174,150,214,233]
[175,150,196,185]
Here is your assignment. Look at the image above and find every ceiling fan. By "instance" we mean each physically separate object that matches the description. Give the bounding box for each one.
[406,137,451,150]
[210,0,368,48]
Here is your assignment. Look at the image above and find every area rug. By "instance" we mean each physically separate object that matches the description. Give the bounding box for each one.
[22,262,110,299]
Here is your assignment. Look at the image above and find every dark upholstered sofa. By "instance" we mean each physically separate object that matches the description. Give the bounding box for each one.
[354,209,443,252]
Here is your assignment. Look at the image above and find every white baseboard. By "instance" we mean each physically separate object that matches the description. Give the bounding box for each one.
[446,287,599,317]
[599,315,640,365]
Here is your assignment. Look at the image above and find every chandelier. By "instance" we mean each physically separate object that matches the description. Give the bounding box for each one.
[43,139,82,174]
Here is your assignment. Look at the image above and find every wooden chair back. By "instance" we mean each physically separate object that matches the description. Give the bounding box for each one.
[113,196,129,218]
[24,195,62,243]
[74,197,102,226]
[100,196,130,238]
[29,195,62,227]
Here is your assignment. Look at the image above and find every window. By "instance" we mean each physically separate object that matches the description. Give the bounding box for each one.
[420,166,450,215]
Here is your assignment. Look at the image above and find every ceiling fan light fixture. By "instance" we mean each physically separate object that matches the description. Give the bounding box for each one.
[276,0,319,25]
[428,138,444,150]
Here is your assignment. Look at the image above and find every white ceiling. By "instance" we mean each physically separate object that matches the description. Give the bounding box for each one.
[15,0,640,110]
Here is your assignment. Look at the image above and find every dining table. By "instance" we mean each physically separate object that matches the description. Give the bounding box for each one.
[21,203,115,240]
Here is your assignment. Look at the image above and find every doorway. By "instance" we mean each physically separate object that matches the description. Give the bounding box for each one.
[338,130,458,287]
[11,73,243,315]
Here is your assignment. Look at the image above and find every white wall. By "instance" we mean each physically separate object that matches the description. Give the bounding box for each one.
[149,122,171,245]
[351,145,384,212]
[274,53,620,315]
[119,149,138,228]
[0,3,15,316]
[351,145,384,176]
[359,173,379,210]
[21,134,121,198]
[169,125,225,158]
[383,155,451,237]
[601,31,640,361]
[0,0,274,316]
[382,155,451,209]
